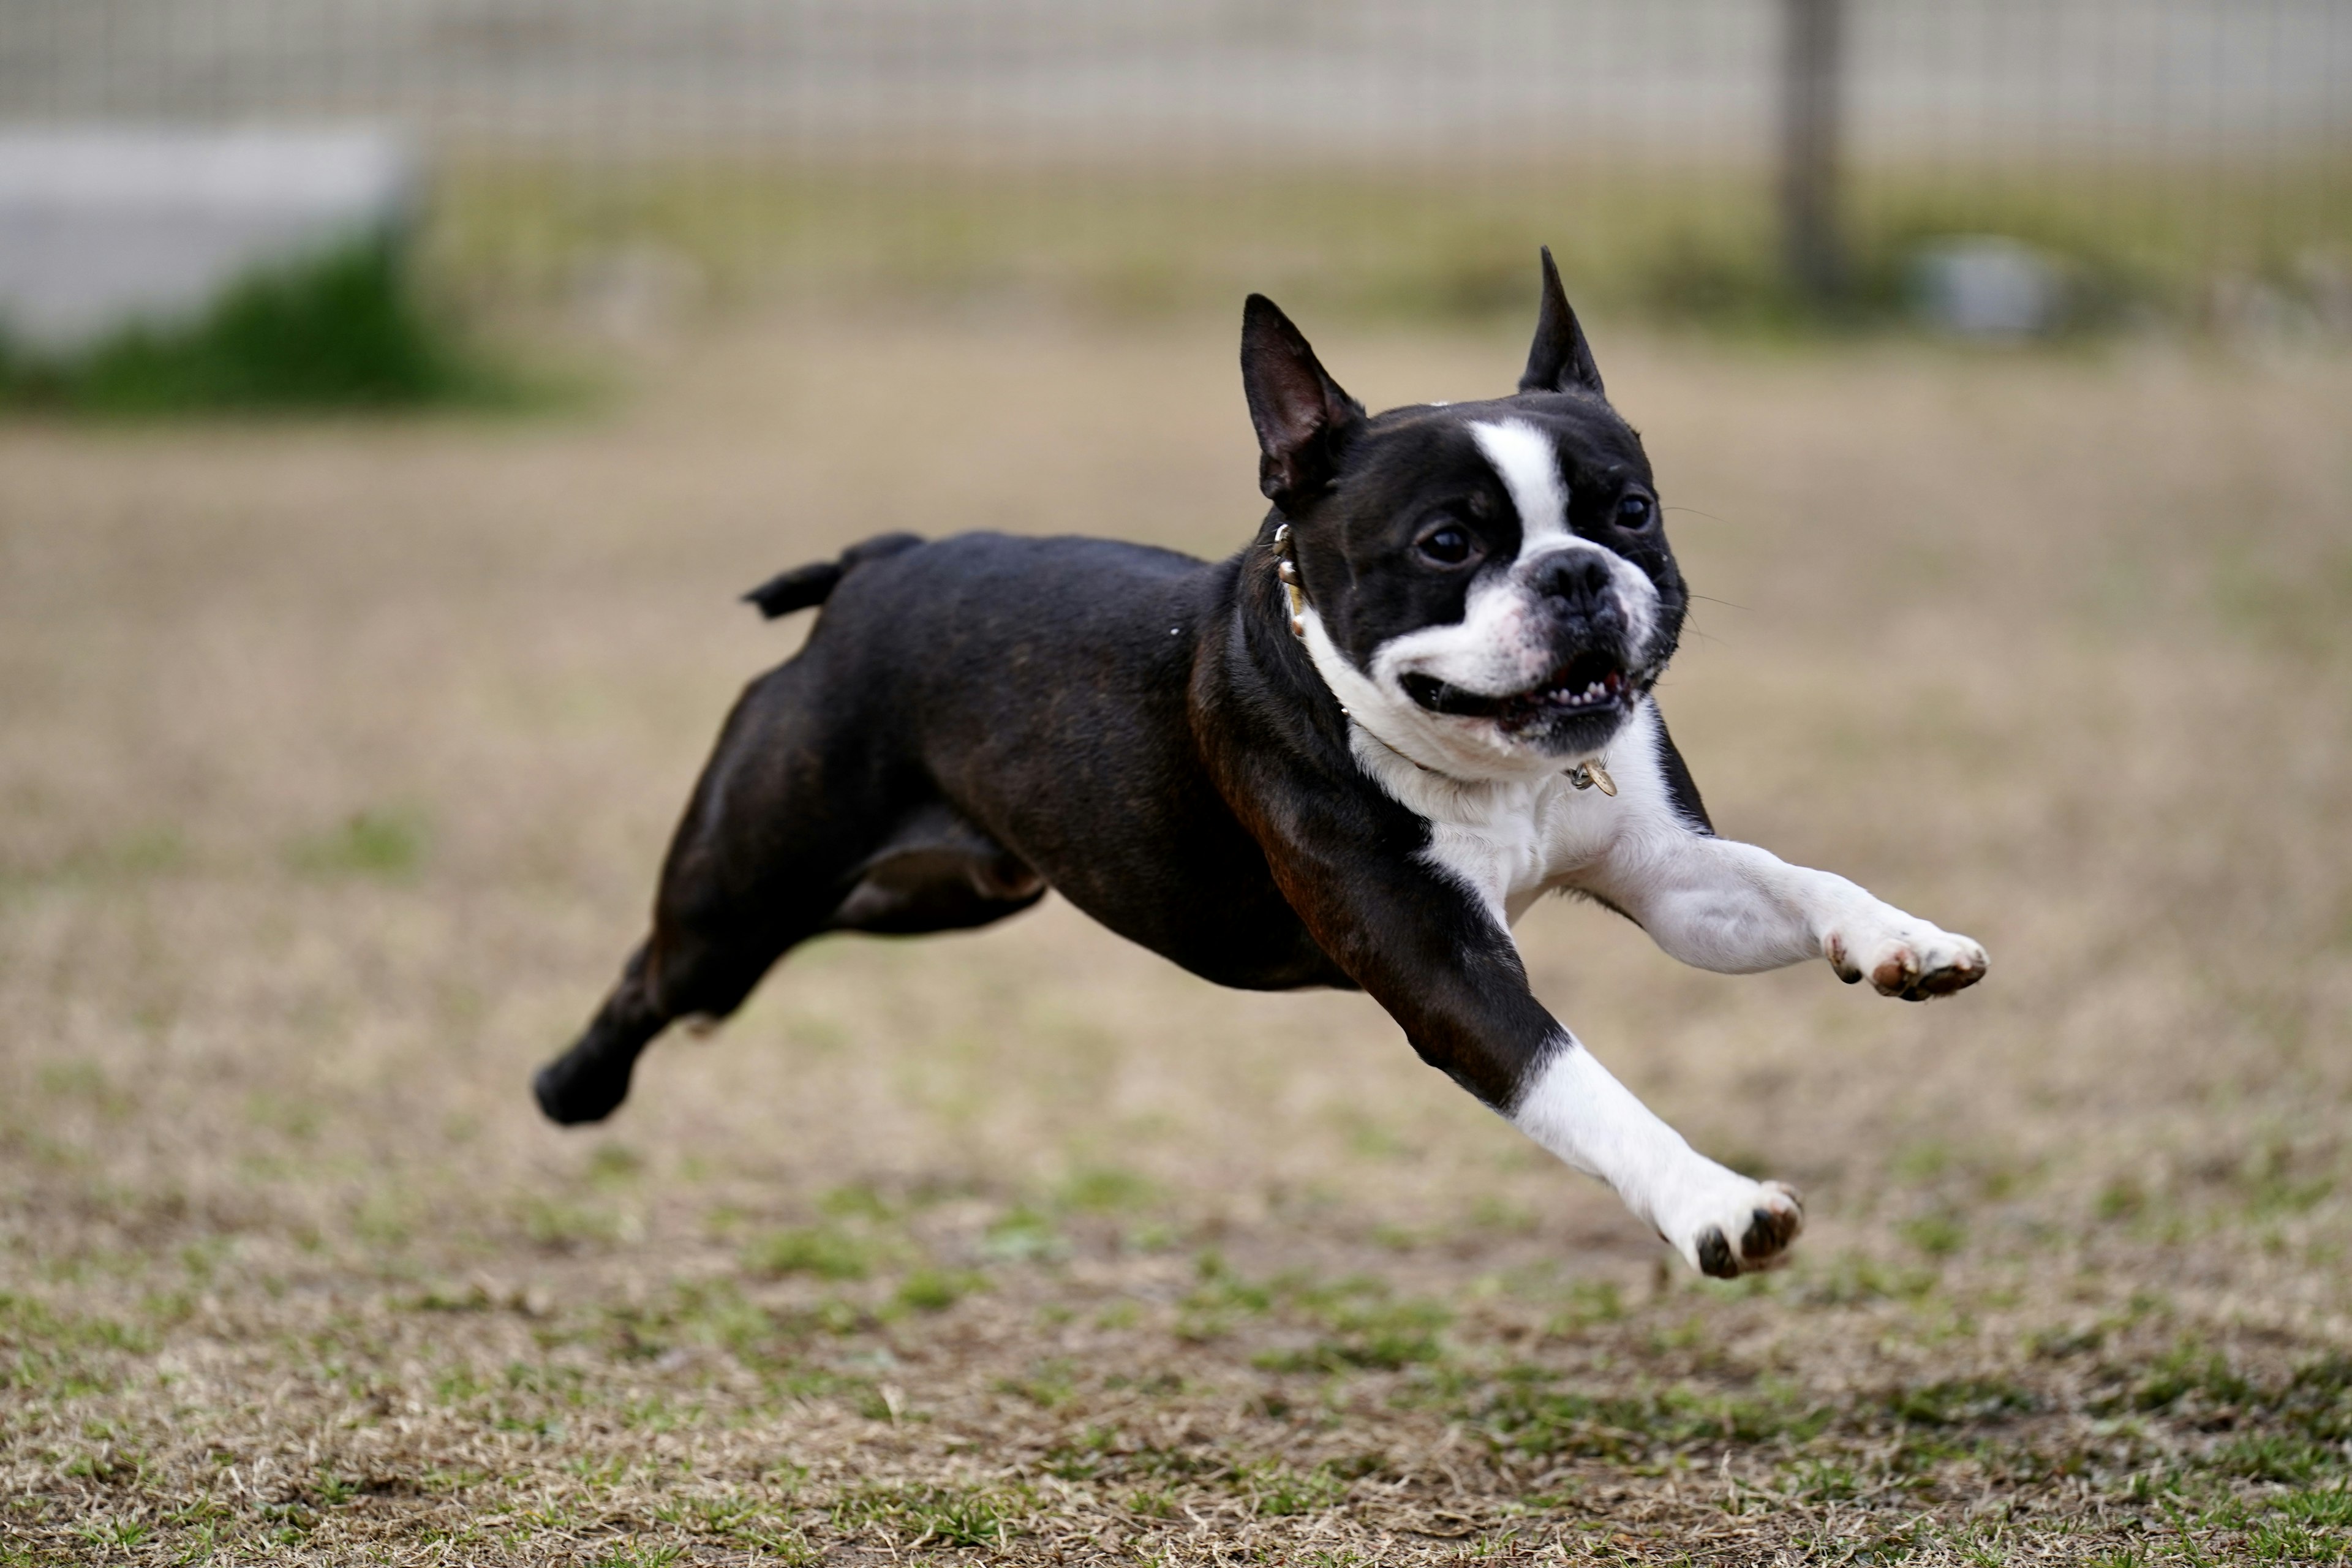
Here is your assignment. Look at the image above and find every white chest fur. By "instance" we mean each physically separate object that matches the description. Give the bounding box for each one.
[1348,698,1680,927]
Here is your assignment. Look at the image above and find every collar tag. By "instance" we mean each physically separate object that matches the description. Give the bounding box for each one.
[1566,759,1617,796]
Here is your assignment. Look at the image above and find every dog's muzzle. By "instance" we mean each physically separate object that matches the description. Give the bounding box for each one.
[1400,647,1634,731]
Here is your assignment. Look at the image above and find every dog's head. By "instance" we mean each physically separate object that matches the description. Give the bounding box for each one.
[1243,250,1684,782]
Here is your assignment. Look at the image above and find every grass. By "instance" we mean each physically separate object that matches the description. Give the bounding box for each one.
[425,153,2352,331]
[0,241,516,415]
[0,313,2347,1562]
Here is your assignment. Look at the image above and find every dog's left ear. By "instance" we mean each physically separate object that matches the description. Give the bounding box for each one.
[1242,294,1365,513]
[1518,246,1605,399]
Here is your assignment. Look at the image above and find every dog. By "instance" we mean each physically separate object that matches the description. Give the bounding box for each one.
[532,250,1987,1278]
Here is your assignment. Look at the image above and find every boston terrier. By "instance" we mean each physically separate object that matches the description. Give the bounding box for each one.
[533,251,1987,1278]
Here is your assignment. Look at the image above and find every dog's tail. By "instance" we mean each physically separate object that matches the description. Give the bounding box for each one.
[742,532,925,620]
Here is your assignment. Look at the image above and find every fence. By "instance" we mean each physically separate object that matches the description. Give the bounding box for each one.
[2,1,2348,325]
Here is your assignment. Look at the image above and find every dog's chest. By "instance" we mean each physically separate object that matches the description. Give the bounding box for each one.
[1430,778,1616,924]
[1349,729,1619,925]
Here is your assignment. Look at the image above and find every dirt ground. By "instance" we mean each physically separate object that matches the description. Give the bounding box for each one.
[2,314,2349,1565]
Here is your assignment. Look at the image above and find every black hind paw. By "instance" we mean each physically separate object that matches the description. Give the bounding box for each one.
[532,1055,633,1125]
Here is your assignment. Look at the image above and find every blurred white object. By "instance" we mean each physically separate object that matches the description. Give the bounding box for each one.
[0,127,418,353]
[1910,236,2065,338]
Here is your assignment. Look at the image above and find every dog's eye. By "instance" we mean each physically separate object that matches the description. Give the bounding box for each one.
[1616,494,1655,530]
[1416,524,1475,566]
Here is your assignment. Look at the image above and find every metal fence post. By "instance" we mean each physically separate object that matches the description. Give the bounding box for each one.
[1781,0,1848,306]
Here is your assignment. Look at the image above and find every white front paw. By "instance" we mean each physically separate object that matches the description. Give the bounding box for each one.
[1825,915,1987,1001]
[1657,1172,1804,1279]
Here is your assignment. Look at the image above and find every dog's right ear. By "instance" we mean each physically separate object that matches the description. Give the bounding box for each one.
[1242,294,1365,513]
[1519,246,1605,399]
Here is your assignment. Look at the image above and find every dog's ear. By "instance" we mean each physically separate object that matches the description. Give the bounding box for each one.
[1518,247,1605,399]
[1242,294,1365,512]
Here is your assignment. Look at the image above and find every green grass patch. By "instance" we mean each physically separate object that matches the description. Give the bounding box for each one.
[1054,1164,1160,1213]
[1241,1460,1349,1517]
[742,1224,875,1281]
[979,1207,1068,1264]
[894,1268,981,1313]
[1471,1375,1831,1462]
[288,809,429,880]
[828,1482,1020,1550]
[426,153,2352,333]
[1883,1377,2039,1428]
[0,241,518,415]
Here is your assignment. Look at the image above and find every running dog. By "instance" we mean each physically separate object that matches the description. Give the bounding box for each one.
[532,251,1988,1277]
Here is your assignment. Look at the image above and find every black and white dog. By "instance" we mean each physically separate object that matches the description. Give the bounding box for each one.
[534,252,1987,1278]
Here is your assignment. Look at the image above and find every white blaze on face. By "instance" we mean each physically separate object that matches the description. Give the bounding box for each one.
[1469,419,1571,545]
[1297,415,1664,782]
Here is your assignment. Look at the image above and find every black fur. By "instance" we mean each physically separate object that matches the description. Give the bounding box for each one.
[1520,246,1606,398]
[742,531,924,619]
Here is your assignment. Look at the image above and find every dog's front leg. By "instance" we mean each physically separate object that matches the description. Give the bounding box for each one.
[1588,826,1988,1000]
[1255,808,1801,1277]
[1572,711,1988,998]
[1509,1036,1804,1278]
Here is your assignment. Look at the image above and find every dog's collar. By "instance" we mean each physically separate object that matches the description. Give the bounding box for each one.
[1274,522,1309,640]
[1274,524,1615,796]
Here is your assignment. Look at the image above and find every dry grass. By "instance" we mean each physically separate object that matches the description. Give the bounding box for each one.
[2,314,2350,1564]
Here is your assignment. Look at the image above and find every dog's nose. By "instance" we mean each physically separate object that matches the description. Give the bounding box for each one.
[1534,550,1613,613]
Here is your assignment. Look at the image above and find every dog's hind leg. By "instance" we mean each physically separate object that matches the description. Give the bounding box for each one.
[823,803,1047,937]
[535,880,840,1126]
[534,652,884,1125]
[533,941,669,1125]
[535,799,1051,1125]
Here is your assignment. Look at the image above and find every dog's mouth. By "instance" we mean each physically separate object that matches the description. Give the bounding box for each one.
[1400,649,1633,729]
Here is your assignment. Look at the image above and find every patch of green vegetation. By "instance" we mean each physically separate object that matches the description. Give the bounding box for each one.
[1055,1164,1160,1213]
[1777,1456,1867,1502]
[1545,1278,1627,1335]
[520,1196,627,1251]
[36,1060,135,1121]
[1883,1378,2038,1428]
[1464,1194,1540,1235]
[586,1143,644,1185]
[2217,1433,2339,1485]
[433,153,2352,334]
[2098,1341,2352,1490]
[2123,1338,2261,1415]
[771,1298,869,1341]
[1471,1375,1831,1462]
[0,241,517,415]
[2097,1175,2152,1223]
[2234,1136,2337,1218]
[606,1281,799,1370]
[589,1544,685,1568]
[673,1491,813,1562]
[2,827,189,893]
[0,1292,156,1399]
[1253,1291,1452,1374]
[1897,1210,1970,1259]
[742,1224,874,1281]
[1180,1257,1450,1368]
[828,1481,1020,1550]
[1792,1250,1942,1306]
[893,1268,981,1313]
[288,809,429,880]
[816,1183,896,1222]
[1242,1460,1349,1517]
[998,1359,1079,1411]
[979,1207,1068,1264]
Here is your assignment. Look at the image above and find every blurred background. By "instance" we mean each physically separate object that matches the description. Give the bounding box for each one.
[0,0,2348,394]
[2,5,2350,1563]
